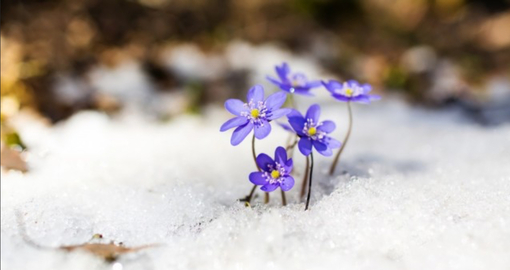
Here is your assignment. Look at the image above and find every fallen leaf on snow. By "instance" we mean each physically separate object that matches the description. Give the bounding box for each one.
[16,211,158,262]
[1,143,28,172]
[60,242,157,262]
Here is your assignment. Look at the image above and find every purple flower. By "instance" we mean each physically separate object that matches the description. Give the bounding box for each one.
[287,104,341,156]
[323,79,381,103]
[249,146,294,192]
[266,62,321,96]
[220,85,291,146]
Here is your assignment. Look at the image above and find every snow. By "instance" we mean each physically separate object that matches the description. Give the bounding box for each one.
[2,98,510,270]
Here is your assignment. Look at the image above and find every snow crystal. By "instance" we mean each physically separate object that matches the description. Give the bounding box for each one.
[2,99,510,270]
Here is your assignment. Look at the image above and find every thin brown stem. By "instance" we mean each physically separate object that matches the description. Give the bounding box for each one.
[258,134,270,204]
[285,136,298,152]
[289,93,297,109]
[285,132,293,148]
[285,94,298,159]
[305,152,314,211]
[329,101,353,176]
[280,189,287,206]
[243,134,261,204]
[241,185,257,204]
[252,134,260,172]
[300,155,310,200]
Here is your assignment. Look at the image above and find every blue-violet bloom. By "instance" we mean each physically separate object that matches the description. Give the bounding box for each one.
[288,104,341,156]
[266,62,321,96]
[249,146,294,192]
[220,85,291,146]
[322,79,380,103]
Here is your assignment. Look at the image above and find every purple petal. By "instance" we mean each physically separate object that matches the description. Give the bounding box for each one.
[284,158,293,172]
[225,99,247,116]
[351,95,371,104]
[361,83,372,94]
[231,122,253,146]
[261,183,278,192]
[276,84,293,93]
[331,94,351,102]
[266,76,283,86]
[347,80,360,88]
[247,85,264,103]
[369,94,381,101]
[306,80,322,88]
[313,141,332,156]
[322,80,343,92]
[288,116,306,136]
[287,109,303,118]
[249,172,268,185]
[280,176,295,191]
[325,137,342,149]
[254,121,271,139]
[265,91,287,110]
[298,138,312,156]
[292,88,315,96]
[291,73,307,84]
[275,146,287,164]
[268,108,292,120]
[256,153,275,171]
[276,63,290,81]
[306,104,321,124]
[317,120,336,133]
[220,117,248,131]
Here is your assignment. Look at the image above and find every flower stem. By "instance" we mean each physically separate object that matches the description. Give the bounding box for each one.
[329,101,353,176]
[289,93,297,109]
[252,134,260,172]
[252,135,271,204]
[300,155,310,200]
[285,135,298,157]
[243,134,261,204]
[281,190,287,206]
[305,152,314,211]
[242,185,257,204]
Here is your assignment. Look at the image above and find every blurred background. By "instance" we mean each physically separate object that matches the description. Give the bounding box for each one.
[2,0,510,142]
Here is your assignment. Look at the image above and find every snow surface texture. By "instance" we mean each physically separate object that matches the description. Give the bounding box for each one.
[2,99,510,270]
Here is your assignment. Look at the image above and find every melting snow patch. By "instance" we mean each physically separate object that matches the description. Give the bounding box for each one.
[2,100,510,270]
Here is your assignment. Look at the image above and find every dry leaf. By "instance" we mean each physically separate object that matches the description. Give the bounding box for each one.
[16,211,157,262]
[60,242,156,262]
[1,143,28,172]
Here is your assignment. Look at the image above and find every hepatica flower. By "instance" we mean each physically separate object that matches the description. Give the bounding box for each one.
[249,146,294,192]
[266,62,321,96]
[323,80,380,103]
[288,104,341,156]
[220,85,291,145]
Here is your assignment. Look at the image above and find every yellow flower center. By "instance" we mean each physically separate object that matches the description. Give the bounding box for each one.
[308,127,317,136]
[251,109,260,118]
[271,170,280,179]
[345,88,353,96]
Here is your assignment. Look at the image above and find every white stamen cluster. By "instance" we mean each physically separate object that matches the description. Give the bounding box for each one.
[339,82,363,97]
[290,73,307,88]
[264,162,287,184]
[240,99,268,126]
[302,118,326,141]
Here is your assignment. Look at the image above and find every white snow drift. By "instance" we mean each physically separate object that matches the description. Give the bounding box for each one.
[2,99,510,270]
